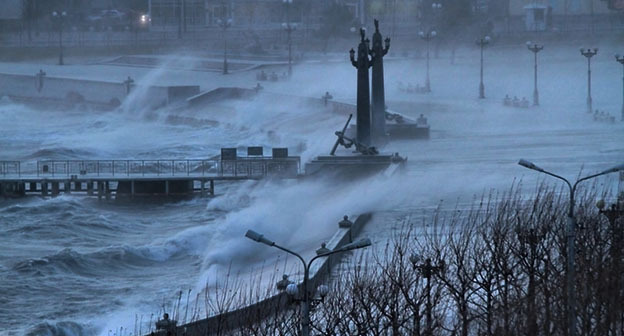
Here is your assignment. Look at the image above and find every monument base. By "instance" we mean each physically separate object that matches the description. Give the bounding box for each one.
[386,124,430,139]
[346,122,430,142]
[304,154,405,179]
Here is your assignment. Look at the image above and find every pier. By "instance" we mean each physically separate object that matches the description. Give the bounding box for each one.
[0,148,300,199]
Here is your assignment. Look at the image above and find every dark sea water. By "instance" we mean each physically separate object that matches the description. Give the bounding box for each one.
[1,93,622,336]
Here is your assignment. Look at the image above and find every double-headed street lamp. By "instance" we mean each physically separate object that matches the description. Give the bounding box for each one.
[580,48,598,114]
[615,55,624,121]
[134,13,151,47]
[476,36,491,99]
[410,255,444,336]
[245,229,372,336]
[518,159,624,336]
[515,225,547,336]
[526,42,543,106]
[282,0,296,77]
[217,11,232,75]
[51,11,67,66]
[419,30,436,93]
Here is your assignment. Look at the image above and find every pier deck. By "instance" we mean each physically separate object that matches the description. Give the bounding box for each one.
[0,156,300,199]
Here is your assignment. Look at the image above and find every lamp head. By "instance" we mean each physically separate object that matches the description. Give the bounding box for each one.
[431,31,437,37]
[317,284,329,298]
[337,238,372,252]
[244,229,275,246]
[286,283,298,297]
[518,159,543,172]
[601,163,624,174]
[409,253,421,266]
[484,36,491,42]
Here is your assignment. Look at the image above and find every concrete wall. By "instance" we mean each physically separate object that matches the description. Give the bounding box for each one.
[0,73,199,108]
[188,87,356,115]
[510,0,612,15]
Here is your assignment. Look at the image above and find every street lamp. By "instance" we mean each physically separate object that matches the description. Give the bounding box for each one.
[134,14,151,46]
[615,54,624,121]
[526,42,543,106]
[518,159,624,336]
[419,30,436,93]
[245,229,372,336]
[282,0,295,77]
[580,48,598,114]
[410,255,444,336]
[281,22,296,77]
[476,36,491,99]
[51,11,67,65]
[217,10,232,75]
[427,2,442,29]
[515,225,547,336]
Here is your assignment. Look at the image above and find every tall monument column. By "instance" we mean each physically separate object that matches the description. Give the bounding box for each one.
[369,19,390,146]
[350,29,372,146]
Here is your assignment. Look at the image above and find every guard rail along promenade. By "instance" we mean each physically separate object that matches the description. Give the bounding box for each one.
[0,147,300,199]
[166,213,373,336]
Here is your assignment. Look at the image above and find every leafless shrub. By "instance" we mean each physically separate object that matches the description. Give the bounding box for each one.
[149,183,621,336]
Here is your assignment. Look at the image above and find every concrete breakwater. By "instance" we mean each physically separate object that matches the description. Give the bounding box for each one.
[169,213,372,336]
[0,72,199,109]
[186,87,428,139]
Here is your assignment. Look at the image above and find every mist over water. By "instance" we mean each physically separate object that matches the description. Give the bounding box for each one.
[1,40,623,336]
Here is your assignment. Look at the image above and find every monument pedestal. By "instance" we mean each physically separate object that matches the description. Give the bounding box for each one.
[304,154,405,178]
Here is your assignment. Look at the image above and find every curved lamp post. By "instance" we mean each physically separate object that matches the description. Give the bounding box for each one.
[52,11,67,65]
[217,12,232,75]
[282,0,295,77]
[615,54,624,121]
[518,159,624,336]
[245,229,371,336]
[526,42,543,106]
[419,30,436,93]
[580,48,598,114]
[476,36,491,99]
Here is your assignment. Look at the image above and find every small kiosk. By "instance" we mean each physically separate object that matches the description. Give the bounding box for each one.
[524,4,548,31]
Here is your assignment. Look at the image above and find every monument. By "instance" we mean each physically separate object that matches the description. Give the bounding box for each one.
[369,20,390,146]
[350,29,372,146]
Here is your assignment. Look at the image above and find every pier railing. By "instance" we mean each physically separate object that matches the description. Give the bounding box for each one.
[28,158,300,179]
[0,161,20,177]
[36,160,220,177]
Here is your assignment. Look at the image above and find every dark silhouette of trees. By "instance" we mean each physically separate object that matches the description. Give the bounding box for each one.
[145,183,623,336]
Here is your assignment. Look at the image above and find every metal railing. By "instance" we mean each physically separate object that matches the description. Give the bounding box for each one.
[36,160,220,177]
[30,158,301,179]
[220,157,300,178]
[0,157,301,179]
[0,161,20,177]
